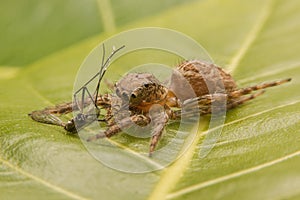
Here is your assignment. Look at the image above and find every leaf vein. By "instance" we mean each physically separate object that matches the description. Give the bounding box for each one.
[26,82,164,169]
[201,99,300,138]
[167,150,300,199]
[228,0,274,73]
[0,156,89,200]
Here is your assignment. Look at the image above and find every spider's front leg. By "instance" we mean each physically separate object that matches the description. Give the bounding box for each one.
[87,114,151,141]
[149,109,169,156]
[87,107,171,157]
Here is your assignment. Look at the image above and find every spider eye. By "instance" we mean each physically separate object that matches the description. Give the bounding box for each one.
[131,93,137,98]
[122,92,129,100]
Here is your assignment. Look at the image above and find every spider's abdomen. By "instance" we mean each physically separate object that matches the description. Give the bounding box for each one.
[169,60,237,100]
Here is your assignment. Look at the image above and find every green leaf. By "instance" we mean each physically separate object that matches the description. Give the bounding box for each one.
[1,0,300,199]
[0,0,102,66]
[0,0,195,66]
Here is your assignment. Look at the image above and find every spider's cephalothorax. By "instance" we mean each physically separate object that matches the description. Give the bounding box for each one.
[89,72,181,155]
[113,73,171,113]
[29,47,292,156]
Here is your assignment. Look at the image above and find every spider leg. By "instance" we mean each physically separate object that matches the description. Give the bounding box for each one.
[227,90,265,109]
[87,114,151,141]
[173,93,227,118]
[149,110,169,156]
[173,78,291,118]
[175,90,267,118]
[182,91,265,113]
[229,78,291,98]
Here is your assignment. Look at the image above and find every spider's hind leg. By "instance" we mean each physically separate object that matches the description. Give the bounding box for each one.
[229,78,291,98]
[227,90,265,110]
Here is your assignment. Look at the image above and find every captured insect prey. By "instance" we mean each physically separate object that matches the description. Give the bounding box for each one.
[29,44,292,156]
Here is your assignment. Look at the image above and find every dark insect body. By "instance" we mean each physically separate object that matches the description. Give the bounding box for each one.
[29,45,291,156]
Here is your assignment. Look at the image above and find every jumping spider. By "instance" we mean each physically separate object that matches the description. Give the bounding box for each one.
[29,44,291,156]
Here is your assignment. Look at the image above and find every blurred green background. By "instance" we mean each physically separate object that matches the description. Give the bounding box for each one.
[0,0,195,66]
[1,0,300,200]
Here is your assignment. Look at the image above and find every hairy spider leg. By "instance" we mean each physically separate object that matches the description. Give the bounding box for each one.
[87,105,176,155]
[172,91,261,118]
[149,111,169,156]
[227,90,265,109]
[175,94,227,118]
[174,78,292,118]
[87,114,151,140]
[172,90,265,118]
[229,78,291,98]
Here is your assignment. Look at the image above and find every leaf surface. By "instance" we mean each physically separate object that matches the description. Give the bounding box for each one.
[1,0,300,199]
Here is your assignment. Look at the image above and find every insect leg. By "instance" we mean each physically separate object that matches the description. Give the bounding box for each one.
[72,45,125,113]
[29,101,75,127]
[29,94,111,131]
[64,93,112,133]
[229,78,291,98]
[93,45,125,106]
[29,110,66,127]
[65,45,125,132]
